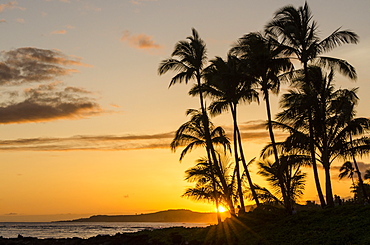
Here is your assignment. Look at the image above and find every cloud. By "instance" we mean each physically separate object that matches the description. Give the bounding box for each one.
[130,0,157,5]
[0,82,102,124]
[332,161,370,173]
[222,120,287,143]
[84,4,101,12]
[0,132,174,151]
[0,47,101,124]
[121,31,162,50]
[0,1,25,12]
[16,18,24,23]
[0,19,6,23]
[66,25,75,29]
[0,118,290,151]
[51,30,67,35]
[0,47,90,85]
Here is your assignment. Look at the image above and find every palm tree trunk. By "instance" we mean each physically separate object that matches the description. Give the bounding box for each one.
[231,104,245,212]
[205,147,222,224]
[350,133,369,202]
[264,88,291,213]
[322,151,334,206]
[196,73,235,215]
[304,62,327,208]
[233,110,260,206]
[308,113,326,207]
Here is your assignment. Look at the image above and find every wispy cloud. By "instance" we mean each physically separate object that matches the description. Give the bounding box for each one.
[0,19,6,23]
[51,29,67,35]
[0,132,174,151]
[0,120,286,151]
[130,0,158,5]
[121,30,162,50]
[0,1,25,13]
[83,4,101,12]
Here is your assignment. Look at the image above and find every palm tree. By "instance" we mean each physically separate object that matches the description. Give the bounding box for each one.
[277,66,370,206]
[265,2,358,81]
[171,109,230,161]
[190,54,260,210]
[170,109,235,218]
[182,153,237,217]
[260,141,310,212]
[339,161,355,184]
[266,2,359,207]
[265,2,358,207]
[230,32,293,211]
[158,29,227,207]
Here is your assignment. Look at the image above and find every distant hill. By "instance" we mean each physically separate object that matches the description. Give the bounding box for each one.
[58,209,224,223]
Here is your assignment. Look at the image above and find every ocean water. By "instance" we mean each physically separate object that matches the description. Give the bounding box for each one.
[0,222,209,239]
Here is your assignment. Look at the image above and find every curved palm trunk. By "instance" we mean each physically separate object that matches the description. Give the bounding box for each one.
[196,73,235,216]
[231,104,245,212]
[349,133,369,202]
[264,87,291,213]
[205,147,222,224]
[231,105,260,206]
[236,128,260,206]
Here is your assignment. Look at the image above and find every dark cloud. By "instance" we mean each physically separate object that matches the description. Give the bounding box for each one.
[0,47,101,123]
[0,47,89,85]
[0,82,102,124]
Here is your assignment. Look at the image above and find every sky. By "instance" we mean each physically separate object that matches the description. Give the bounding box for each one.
[0,0,369,222]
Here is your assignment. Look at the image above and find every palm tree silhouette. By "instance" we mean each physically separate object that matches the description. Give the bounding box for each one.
[158,29,232,218]
[190,54,260,210]
[266,2,359,207]
[230,32,293,212]
[182,153,237,217]
[277,66,369,206]
[339,161,355,184]
[170,109,235,218]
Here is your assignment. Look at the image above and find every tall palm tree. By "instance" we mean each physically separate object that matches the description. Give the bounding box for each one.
[277,66,370,206]
[265,2,358,207]
[158,29,227,204]
[230,32,293,211]
[265,2,358,80]
[190,54,261,210]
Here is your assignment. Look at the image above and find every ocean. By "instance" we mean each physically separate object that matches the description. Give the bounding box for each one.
[0,222,210,239]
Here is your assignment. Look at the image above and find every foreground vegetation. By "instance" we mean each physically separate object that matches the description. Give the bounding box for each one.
[123,205,370,245]
[2,204,369,244]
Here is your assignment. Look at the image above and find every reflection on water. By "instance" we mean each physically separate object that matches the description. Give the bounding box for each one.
[0,222,209,239]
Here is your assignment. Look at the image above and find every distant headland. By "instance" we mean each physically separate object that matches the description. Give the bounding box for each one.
[56,209,226,223]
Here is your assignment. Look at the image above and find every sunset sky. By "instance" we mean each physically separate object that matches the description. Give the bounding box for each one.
[0,0,370,222]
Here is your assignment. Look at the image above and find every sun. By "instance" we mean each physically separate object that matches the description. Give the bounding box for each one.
[215,206,227,213]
